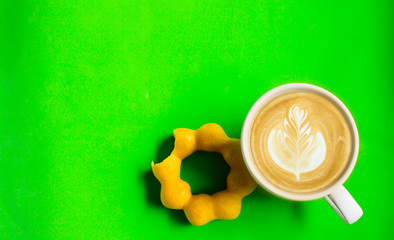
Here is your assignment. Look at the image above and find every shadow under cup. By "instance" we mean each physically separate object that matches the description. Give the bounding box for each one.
[241,83,359,202]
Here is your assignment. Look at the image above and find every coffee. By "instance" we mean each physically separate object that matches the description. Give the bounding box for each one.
[250,92,352,193]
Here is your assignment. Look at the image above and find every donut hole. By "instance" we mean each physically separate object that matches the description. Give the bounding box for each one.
[181,151,230,195]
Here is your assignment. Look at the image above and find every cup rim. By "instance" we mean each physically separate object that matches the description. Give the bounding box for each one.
[241,83,359,201]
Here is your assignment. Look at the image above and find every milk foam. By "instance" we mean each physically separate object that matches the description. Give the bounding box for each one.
[251,92,351,193]
[265,105,326,180]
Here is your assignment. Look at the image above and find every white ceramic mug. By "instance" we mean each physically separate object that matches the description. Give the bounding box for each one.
[241,83,363,224]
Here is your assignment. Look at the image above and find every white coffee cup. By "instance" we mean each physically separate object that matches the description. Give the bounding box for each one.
[241,83,363,224]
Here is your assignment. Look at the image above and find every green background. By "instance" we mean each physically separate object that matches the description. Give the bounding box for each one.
[1,0,393,239]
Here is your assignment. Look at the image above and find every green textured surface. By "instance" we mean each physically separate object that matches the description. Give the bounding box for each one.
[1,0,393,239]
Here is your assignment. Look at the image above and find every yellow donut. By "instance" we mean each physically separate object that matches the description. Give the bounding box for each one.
[151,123,257,226]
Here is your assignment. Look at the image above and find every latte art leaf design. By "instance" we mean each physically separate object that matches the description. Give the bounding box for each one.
[267,105,326,180]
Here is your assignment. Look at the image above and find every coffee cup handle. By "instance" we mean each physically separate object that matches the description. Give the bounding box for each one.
[323,185,363,224]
